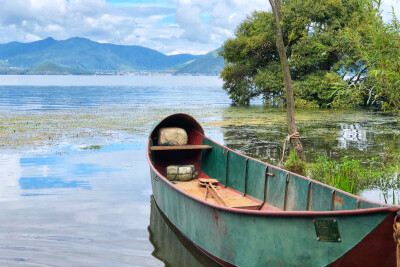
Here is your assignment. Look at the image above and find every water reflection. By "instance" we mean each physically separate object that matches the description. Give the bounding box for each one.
[0,144,162,266]
[149,196,221,267]
[19,177,90,190]
[220,110,399,165]
[337,123,368,150]
[18,153,93,193]
[0,154,22,199]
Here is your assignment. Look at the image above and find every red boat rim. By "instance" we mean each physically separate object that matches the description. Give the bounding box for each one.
[147,113,400,217]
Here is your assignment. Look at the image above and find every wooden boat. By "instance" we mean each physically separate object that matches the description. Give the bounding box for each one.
[149,196,221,267]
[147,113,400,266]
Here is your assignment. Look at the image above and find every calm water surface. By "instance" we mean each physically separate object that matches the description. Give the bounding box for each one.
[0,75,399,266]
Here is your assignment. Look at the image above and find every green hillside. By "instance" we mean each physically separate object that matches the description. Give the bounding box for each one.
[168,59,196,71]
[0,60,11,67]
[175,48,224,75]
[0,37,202,71]
[27,62,93,75]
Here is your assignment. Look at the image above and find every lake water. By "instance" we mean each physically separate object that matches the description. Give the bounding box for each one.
[0,75,399,266]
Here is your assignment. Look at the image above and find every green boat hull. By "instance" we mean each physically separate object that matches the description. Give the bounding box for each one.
[148,113,398,266]
[151,168,396,266]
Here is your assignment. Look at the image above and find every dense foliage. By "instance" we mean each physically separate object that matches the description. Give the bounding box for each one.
[220,0,400,114]
[348,5,400,114]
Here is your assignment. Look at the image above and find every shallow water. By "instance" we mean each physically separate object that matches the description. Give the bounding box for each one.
[0,75,399,266]
[0,144,160,266]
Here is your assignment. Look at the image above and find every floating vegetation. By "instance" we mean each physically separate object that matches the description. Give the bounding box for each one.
[1,103,399,202]
[1,105,397,152]
[82,145,102,150]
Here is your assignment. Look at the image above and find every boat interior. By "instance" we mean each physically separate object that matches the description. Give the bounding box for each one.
[149,114,388,212]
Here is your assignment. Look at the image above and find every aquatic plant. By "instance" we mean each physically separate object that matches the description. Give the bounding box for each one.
[284,149,306,175]
[375,136,400,204]
[309,156,385,195]
[82,145,102,150]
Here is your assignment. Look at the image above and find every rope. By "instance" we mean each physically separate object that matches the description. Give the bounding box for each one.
[278,132,300,167]
[393,215,400,267]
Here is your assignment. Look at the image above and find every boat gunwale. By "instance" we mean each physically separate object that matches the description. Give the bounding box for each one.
[147,113,400,216]
[149,112,205,138]
[147,138,400,216]
[203,136,397,207]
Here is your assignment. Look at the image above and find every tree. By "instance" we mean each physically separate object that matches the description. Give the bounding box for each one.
[220,0,380,108]
[268,0,306,161]
[344,3,400,115]
[220,11,281,105]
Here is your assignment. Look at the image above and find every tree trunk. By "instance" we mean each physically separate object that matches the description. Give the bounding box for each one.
[268,0,306,161]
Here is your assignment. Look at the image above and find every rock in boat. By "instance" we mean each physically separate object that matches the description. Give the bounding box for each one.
[147,113,400,266]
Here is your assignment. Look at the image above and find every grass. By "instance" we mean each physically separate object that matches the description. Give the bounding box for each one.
[284,150,306,176]
[283,130,400,201]
[308,156,385,195]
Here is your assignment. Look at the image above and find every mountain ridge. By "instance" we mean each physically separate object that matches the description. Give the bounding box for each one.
[0,37,224,75]
[175,48,224,75]
[0,37,202,71]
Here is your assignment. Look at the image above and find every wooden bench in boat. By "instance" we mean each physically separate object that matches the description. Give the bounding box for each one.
[174,179,272,210]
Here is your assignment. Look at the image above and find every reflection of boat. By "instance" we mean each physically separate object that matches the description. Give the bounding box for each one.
[148,196,221,267]
[147,113,400,266]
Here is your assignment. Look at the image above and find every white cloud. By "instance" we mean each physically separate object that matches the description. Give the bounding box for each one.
[175,4,210,42]
[0,0,271,54]
[169,0,268,48]
[1,0,396,55]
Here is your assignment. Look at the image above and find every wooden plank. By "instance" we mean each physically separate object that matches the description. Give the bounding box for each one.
[199,179,227,206]
[203,186,208,200]
[208,184,227,206]
[199,178,219,184]
[175,179,261,209]
[150,145,213,151]
[224,197,261,210]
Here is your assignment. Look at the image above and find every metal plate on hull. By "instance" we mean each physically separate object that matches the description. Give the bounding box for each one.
[314,218,341,242]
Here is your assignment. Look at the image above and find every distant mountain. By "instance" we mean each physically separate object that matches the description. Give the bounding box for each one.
[168,59,196,71]
[27,62,92,75]
[0,59,11,67]
[0,37,202,71]
[175,48,224,75]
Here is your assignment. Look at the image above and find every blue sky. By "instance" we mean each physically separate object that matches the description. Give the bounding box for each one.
[0,0,398,55]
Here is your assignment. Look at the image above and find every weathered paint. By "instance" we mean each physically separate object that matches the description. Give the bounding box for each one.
[149,196,221,267]
[148,113,400,266]
[150,167,394,266]
[311,182,334,211]
[201,138,228,186]
[265,167,287,210]
[334,191,359,211]
[227,151,247,192]
[285,173,310,211]
[359,199,383,209]
[246,159,267,202]
[329,214,396,266]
